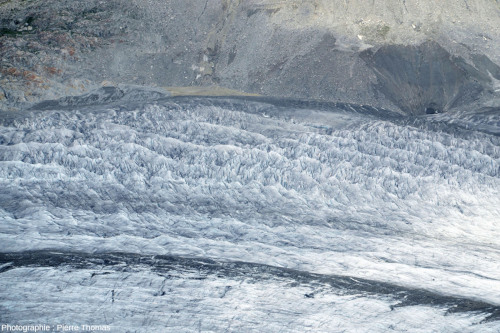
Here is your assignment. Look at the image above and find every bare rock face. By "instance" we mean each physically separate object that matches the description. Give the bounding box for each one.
[361,41,500,115]
[1,0,500,113]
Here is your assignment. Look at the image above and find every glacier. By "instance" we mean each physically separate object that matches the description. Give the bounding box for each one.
[0,93,500,332]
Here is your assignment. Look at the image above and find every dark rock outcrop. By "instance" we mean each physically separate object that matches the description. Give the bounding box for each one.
[361,41,500,115]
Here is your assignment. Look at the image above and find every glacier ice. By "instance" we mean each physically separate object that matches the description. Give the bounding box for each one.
[0,95,499,331]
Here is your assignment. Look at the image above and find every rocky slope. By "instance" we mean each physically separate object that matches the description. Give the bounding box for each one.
[1,0,500,113]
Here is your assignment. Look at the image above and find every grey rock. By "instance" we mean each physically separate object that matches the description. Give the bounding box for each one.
[360,41,500,115]
[1,0,500,113]
[31,85,170,110]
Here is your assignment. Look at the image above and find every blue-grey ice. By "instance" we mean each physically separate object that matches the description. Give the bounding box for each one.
[0,94,499,332]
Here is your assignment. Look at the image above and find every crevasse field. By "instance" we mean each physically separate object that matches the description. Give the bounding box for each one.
[1,93,500,332]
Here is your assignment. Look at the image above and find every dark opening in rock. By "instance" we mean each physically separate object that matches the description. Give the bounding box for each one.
[426,107,438,114]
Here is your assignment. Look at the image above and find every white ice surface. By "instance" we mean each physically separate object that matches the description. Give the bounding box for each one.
[1,97,499,330]
[0,266,498,333]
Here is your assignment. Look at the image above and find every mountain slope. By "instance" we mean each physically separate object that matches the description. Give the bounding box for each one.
[1,0,500,112]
